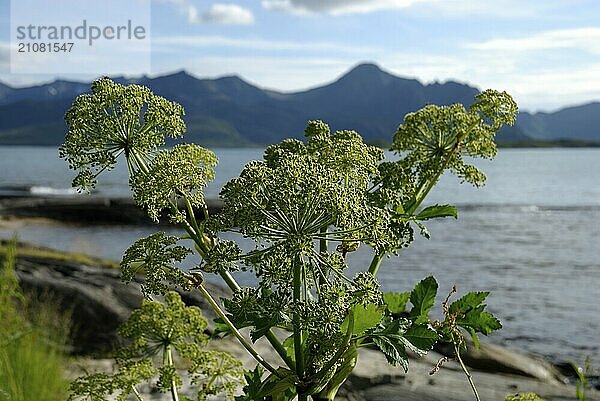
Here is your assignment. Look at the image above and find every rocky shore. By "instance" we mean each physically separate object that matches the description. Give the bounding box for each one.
[10,243,599,401]
[0,195,223,225]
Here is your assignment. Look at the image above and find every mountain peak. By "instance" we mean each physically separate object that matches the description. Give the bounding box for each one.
[344,62,386,77]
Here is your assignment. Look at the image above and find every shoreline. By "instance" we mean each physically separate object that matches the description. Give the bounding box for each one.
[0,195,224,225]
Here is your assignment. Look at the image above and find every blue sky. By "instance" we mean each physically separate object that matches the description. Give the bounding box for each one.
[1,0,600,112]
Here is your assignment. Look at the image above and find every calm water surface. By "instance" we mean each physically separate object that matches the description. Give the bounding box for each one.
[1,147,599,365]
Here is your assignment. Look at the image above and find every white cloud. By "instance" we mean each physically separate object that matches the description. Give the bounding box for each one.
[262,0,566,18]
[188,3,254,25]
[161,1,255,25]
[468,27,600,54]
[262,0,427,15]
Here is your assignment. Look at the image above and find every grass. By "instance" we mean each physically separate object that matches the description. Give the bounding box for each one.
[0,237,72,401]
[0,238,118,269]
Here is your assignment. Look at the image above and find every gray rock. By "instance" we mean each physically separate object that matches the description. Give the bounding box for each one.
[15,256,228,354]
[434,339,565,384]
[352,348,600,401]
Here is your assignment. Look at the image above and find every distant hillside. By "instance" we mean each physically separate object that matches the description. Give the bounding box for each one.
[0,63,596,147]
[518,102,600,142]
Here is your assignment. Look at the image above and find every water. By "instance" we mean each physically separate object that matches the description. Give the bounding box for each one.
[1,146,599,366]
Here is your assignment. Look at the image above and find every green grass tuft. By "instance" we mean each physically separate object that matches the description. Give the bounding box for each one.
[0,237,71,401]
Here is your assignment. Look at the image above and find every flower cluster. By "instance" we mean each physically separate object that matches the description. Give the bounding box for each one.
[60,78,185,191]
[130,144,218,222]
[389,89,518,189]
[120,232,192,296]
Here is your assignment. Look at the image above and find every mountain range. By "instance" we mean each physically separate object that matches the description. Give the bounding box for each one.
[0,63,598,147]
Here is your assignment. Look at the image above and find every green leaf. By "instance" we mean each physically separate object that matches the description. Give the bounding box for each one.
[342,304,384,335]
[449,292,502,336]
[409,276,438,323]
[449,291,489,315]
[459,311,502,335]
[236,366,263,401]
[372,336,409,372]
[415,204,458,220]
[402,324,438,353]
[383,292,410,315]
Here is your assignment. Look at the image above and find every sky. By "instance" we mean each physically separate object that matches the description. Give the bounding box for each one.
[1,0,600,112]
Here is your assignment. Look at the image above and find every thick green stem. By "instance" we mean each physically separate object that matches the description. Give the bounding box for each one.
[266,330,296,371]
[184,196,202,234]
[293,256,305,379]
[367,251,384,276]
[219,270,241,291]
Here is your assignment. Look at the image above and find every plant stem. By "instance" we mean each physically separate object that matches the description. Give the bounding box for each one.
[196,283,282,377]
[165,345,180,401]
[454,343,481,401]
[184,196,201,234]
[406,137,462,216]
[219,270,241,291]
[367,251,384,276]
[293,256,305,379]
[319,229,327,287]
[131,385,145,401]
[266,330,296,371]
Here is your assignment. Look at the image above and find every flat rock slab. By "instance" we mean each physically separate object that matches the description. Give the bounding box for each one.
[352,348,600,401]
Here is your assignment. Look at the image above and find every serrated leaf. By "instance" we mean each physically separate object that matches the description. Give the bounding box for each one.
[342,304,384,335]
[410,276,438,322]
[449,291,501,336]
[403,324,439,353]
[416,204,458,220]
[372,336,409,372]
[449,291,489,315]
[458,311,502,335]
[383,292,410,315]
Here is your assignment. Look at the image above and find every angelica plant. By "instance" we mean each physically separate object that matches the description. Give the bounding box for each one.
[61,78,517,401]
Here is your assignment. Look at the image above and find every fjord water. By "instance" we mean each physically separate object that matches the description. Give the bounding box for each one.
[1,146,599,365]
